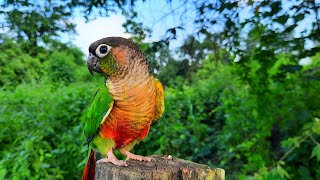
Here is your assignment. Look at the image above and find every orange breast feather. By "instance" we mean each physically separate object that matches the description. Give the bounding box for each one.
[99,77,156,148]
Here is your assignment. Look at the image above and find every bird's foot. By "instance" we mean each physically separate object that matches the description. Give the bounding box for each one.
[121,150,152,162]
[97,150,128,166]
[97,157,128,166]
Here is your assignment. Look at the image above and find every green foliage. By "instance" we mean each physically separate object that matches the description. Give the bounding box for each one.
[44,51,76,86]
[0,82,99,179]
[1,0,75,49]
[219,53,320,179]
[0,37,43,88]
[0,34,107,179]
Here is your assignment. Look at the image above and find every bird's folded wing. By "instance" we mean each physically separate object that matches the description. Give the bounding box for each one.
[84,85,114,143]
[152,78,165,125]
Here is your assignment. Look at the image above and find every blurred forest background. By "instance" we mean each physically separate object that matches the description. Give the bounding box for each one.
[0,0,320,179]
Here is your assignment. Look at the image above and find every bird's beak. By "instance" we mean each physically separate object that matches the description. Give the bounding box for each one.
[87,53,103,75]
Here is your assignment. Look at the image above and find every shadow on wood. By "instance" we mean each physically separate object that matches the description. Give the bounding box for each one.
[95,155,225,180]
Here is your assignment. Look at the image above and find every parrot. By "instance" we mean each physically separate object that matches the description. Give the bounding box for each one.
[82,37,164,180]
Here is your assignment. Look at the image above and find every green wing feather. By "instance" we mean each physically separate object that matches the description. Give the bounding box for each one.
[84,85,113,145]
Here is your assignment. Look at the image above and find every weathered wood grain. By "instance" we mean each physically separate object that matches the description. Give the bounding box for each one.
[95,155,224,180]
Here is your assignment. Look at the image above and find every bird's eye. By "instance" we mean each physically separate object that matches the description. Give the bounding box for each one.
[95,44,111,58]
[100,46,108,54]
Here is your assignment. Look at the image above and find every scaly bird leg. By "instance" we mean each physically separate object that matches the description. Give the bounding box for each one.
[120,150,152,162]
[97,150,128,166]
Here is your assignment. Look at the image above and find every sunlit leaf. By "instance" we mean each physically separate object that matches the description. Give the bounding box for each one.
[312,118,320,135]
[311,145,320,161]
[276,164,290,179]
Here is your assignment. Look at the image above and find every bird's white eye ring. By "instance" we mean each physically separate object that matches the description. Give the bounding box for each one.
[95,44,111,58]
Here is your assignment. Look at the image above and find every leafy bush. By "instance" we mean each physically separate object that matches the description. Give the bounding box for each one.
[0,37,43,88]
[43,52,76,85]
[0,82,99,179]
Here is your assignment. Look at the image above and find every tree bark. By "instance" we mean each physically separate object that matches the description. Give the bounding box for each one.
[95,155,225,180]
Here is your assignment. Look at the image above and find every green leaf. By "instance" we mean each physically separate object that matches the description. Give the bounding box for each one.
[274,14,289,25]
[0,168,6,179]
[281,137,300,148]
[311,145,320,161]
[293,13,305,22]
[276,164,291,179]
[312,118,320,135]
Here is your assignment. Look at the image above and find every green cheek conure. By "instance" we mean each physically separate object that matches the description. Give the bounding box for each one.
[82,37,164,180]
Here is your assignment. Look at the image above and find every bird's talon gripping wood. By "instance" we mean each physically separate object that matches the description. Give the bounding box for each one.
[82,37,164,180]
[97,158,128,167]
[121,150,152,162]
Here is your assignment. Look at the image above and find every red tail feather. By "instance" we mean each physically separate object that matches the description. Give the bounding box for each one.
[82,150,96,180]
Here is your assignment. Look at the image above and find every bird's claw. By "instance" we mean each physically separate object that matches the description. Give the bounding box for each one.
[97,157,128,166]
[126,154,152,162]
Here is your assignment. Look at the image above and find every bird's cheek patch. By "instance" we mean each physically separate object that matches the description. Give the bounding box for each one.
[112,47,130,66]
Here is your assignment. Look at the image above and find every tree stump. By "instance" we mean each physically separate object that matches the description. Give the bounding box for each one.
[95,155,225,180]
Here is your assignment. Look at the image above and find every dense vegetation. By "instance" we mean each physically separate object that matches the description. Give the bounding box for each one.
[1,0,320,179]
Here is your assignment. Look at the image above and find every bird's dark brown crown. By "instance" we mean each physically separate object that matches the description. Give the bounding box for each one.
[88,37,143,57]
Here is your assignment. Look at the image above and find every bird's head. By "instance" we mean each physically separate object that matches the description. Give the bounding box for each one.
[87,37,147,76]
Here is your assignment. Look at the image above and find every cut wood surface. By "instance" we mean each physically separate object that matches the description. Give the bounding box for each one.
[95,155,225,180]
